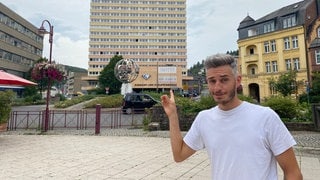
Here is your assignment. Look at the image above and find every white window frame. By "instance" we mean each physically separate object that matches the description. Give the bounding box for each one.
[284,37,290,50]
[264,41,270,53]
[315,50,320,64]
[293,58,300,70]
[283,16,296,28]
[285,59,292,70]
[292,36,298,49]
[263,22,275,33]
[272,61,278,72]
[265,62,271,73]
[271,40,276,52]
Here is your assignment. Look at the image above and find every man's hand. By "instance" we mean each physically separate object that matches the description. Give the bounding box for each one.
[161,90,177,117]
[161,90,196,162]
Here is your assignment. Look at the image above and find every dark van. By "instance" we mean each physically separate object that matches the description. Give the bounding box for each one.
[122,93,159,114]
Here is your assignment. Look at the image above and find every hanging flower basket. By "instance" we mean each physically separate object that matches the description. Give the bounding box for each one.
[31,62,64,82]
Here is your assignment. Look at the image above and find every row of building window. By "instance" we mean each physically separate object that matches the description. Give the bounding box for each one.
[91,0,185,5]
[0,31,42,56]
[90,51,185,56]
[284,36,298,49]
[90,44,186,49]
[90,31,185,37]
[90,38,186,43]
[263,22,275,33]
[89,57,186,62]
[0,13,42,43]
[283,15,296,29]
[250,15,297,37]
[264,36,298,53]
[264,58,300,73]
[91,19,185,24]
[91,12,185,18]
[90,25,185,30]
[91,6,185,11]
[90,64,106,69]
[0,49,34,67]
[264,40,277,53]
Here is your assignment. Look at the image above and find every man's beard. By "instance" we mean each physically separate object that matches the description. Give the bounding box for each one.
[212,86,237,106]
[219,88,236,106]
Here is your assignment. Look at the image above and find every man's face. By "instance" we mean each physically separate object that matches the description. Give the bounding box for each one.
[206,65,241,106]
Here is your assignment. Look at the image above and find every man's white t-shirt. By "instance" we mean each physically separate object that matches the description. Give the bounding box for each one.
[183,101,296,180]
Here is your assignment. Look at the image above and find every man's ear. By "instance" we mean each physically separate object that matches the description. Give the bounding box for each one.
[236,75,242,92]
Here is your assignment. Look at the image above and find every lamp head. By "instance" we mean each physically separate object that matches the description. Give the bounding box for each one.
[38,26,48,35]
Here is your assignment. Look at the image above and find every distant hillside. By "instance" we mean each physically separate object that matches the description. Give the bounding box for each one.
[64,65,87,73]
[188,50,239,76]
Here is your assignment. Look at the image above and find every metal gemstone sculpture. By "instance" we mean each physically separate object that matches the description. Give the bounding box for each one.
[114,59,139,95]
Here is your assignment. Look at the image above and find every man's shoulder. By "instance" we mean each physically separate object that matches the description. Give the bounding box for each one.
[241,101,276,115]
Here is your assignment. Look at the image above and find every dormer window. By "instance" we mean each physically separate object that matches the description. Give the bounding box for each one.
[248,28,257,37]
[283,15,296,28]
[263,22,275,33]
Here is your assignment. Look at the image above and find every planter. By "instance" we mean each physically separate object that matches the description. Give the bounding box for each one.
[0,122,8,132]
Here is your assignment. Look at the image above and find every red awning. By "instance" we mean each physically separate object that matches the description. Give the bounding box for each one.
[0,70,37,86]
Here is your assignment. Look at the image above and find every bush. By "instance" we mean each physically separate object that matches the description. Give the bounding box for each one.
[174,94,253,116]
[0,90,15,124]
[54,94,95,108]
[83,94,123,108]
[24,94,42,103]
[55,93,66,101]
[261,96,299,121]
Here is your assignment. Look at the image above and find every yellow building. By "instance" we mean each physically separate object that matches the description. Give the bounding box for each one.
[83,0,188,93]
[237,0,320,102]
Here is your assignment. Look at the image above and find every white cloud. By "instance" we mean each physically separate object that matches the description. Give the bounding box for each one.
[42,33,89,69]
[1,0,300,69]
[186,0,299,67]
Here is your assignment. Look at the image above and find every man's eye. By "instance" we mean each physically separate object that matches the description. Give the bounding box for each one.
[221,78,228,83]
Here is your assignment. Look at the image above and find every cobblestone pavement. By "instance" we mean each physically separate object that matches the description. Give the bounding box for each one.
[2,129,320,157]
[0,129,319,179]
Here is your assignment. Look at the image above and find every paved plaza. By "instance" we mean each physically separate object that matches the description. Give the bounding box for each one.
[0,129,319,180]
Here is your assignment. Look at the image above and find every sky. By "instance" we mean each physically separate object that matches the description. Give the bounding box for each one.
[1,0,300,69]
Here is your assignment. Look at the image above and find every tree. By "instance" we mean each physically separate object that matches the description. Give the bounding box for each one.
[311,72,320,94]
[299,72,320,103]
[98,55,123,94]
[269,70,297,97]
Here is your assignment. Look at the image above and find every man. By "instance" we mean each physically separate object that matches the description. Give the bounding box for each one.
[161,54,302,179]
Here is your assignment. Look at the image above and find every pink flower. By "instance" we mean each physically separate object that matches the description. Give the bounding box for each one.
[31,62,65,82]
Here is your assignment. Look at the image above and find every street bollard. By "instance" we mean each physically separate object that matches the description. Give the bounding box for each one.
[95,104,101,135]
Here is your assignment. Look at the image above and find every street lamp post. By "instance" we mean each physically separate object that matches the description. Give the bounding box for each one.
[38,20,53,132]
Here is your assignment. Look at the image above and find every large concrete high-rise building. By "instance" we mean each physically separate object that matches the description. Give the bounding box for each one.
[83,0,188,92]
[0,2,43,78]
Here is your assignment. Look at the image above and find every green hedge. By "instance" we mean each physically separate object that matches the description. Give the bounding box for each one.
[0,90,15,124]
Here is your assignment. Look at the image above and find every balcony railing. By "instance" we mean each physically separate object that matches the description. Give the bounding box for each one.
[244,54,258,63]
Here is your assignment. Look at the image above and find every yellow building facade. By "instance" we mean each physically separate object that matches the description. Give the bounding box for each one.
[237,1,318,102]
[238,27,308,101]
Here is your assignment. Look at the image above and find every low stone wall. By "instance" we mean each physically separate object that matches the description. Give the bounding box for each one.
[150,106,317,132]
[150,106,194,131]
[284,122,316,131]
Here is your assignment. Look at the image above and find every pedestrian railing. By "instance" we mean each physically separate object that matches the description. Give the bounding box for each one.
[8,108,146,131]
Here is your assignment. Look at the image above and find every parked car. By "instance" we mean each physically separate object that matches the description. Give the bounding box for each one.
[122,93,159,114]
